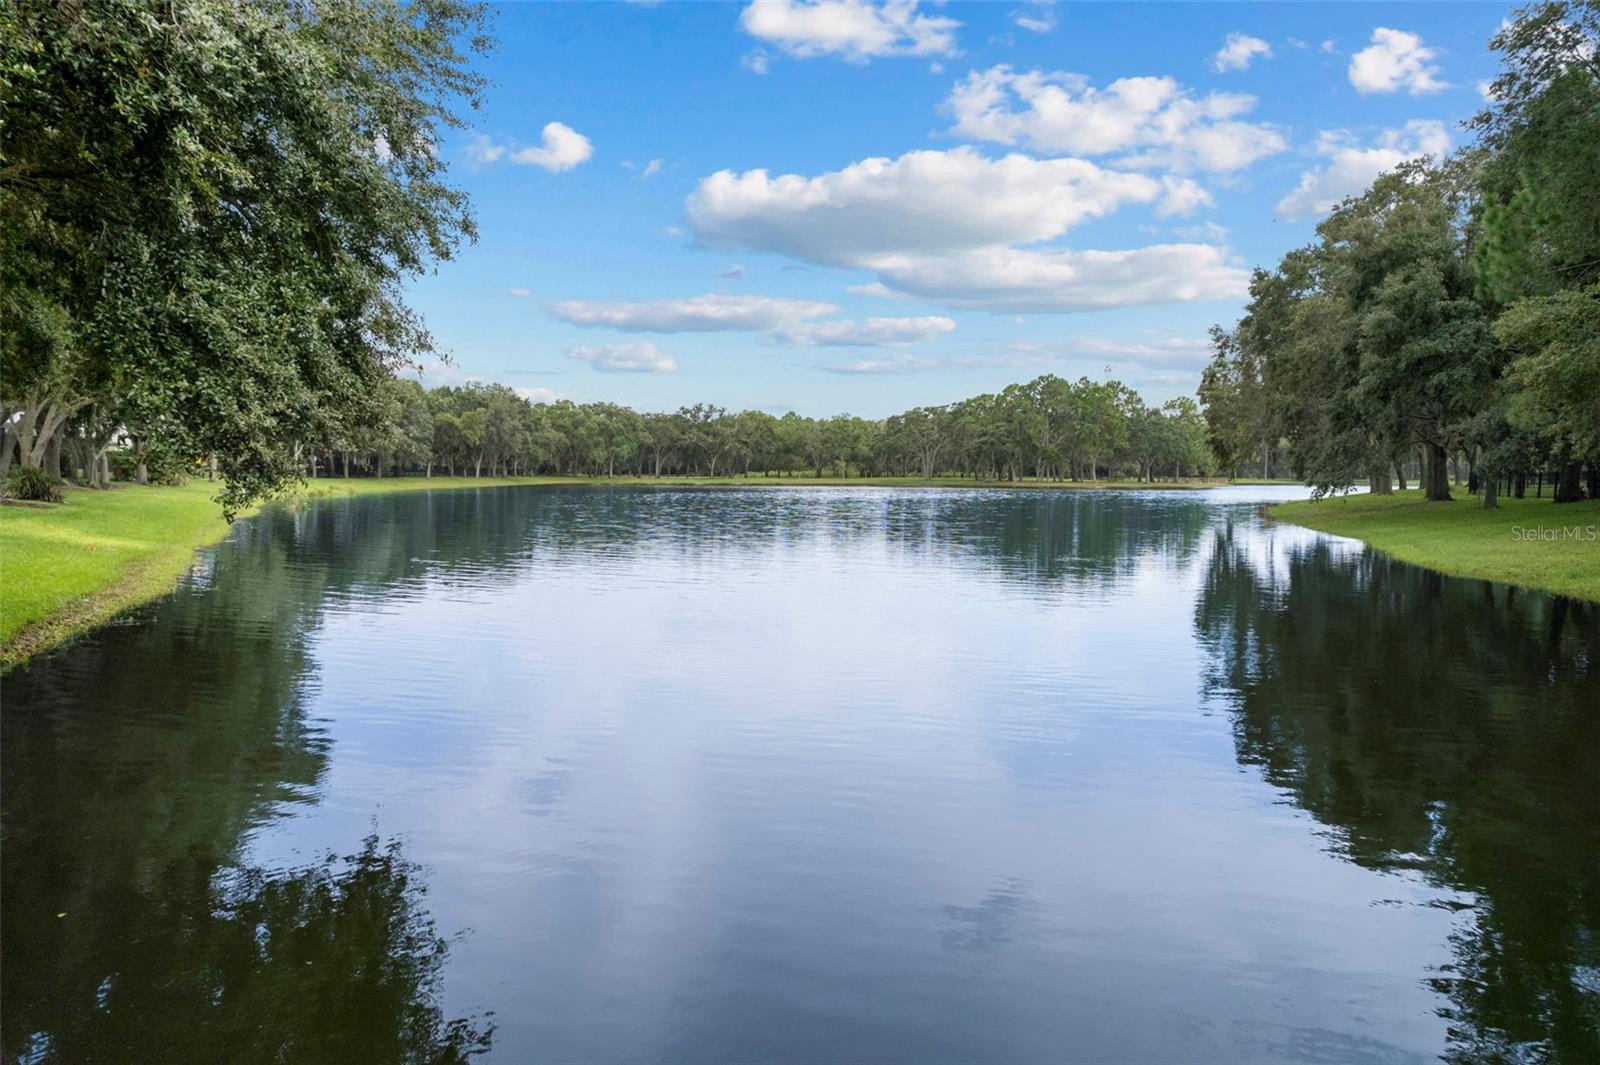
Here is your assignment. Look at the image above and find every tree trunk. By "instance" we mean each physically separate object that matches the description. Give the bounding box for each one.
[1369,465,1393,495]
[1482,471,1499,510]
[1553,459,1583,503]
[1394,461,1407,492]
[45,427,62,480]
[208,454,218,482]
[1423,442,1452,502]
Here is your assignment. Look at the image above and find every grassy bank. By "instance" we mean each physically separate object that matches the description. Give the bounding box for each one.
[3,472,1222,666]
[1269,489,1600,602]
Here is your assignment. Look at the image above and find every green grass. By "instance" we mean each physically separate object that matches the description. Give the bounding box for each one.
[1269,489,1600,602]
[1,480,251,665]
[1,471,1228,667]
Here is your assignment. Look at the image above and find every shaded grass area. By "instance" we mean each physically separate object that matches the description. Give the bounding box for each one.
[2,472,1222,666]
[1269,489,1600,602]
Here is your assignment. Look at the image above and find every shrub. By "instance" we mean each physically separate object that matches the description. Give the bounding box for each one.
[4,465,65,503]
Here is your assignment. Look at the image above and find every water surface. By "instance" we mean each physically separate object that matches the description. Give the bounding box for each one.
[4,486,1596,1063]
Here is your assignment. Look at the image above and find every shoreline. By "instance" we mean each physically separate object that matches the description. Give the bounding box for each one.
[1268,491,1600,604]
[2,473,1249,667]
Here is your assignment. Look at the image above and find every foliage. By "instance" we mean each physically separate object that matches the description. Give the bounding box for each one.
[296,374,1216,484]
[0,0,491,514]
[1495,285,1600,457]
[4,463,63,502]
[1203,4,1599,506]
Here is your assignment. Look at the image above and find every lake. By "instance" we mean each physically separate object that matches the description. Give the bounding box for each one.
[3,485,1596,1063]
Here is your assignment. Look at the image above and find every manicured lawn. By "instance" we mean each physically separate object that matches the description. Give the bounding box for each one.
[1,480,247,664]
[1270,489,1600,602]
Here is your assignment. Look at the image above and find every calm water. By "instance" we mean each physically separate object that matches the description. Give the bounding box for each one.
[3,486,1597,1064]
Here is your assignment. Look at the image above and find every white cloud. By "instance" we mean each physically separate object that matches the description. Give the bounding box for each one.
[1275,120,1451,220]
[1011,0,1056,34]
[1212,33,1273,72]
[641,158,663,179]
[1157,175,1214,217]
[1009,334,1214,369]
[550,293,838,332]
[516,387,565,405]
[468,123,594,172]
[771,316,956,346]
[465,134,506,165]
[1171,220,1229,242]
[508,287,533,298]
[566,341,678,373]
[861,244,1248,312]
[688,147,1199,263]
[721,264,746,280]
[944,66,1286,172]
[848,282,895,297]
[823,354,941,374]
[1320,39,1336,54]
[687,147,1238,312]
[739,0,959,63]
[511,122,594,172]
[1348,28,1448,95]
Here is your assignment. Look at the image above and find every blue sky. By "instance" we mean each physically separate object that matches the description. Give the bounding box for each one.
[406,1,1510,417]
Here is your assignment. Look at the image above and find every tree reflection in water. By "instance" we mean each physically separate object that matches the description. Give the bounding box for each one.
[9,837,493,1064]
[1,499,495,1064]
[1194,525,1600,1063]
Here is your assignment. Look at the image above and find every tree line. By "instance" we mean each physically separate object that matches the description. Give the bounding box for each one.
[1200,2,1600,506]
[293,375,1214,484]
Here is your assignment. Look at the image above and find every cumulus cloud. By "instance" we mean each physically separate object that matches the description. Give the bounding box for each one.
[1212,33,1273,72]
[861,245,1247,312]
[1275,119,1450,220]
[1348,28,1448,94]
[771,316,956,346]
[688,147,1203,264]
[738,0,958,64]
[550,293,838,332]
[467,124,593,172]
[944,66,1286,172]
[685,147,1238,312]
[512,121,594,172]
[566,341,678,373]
